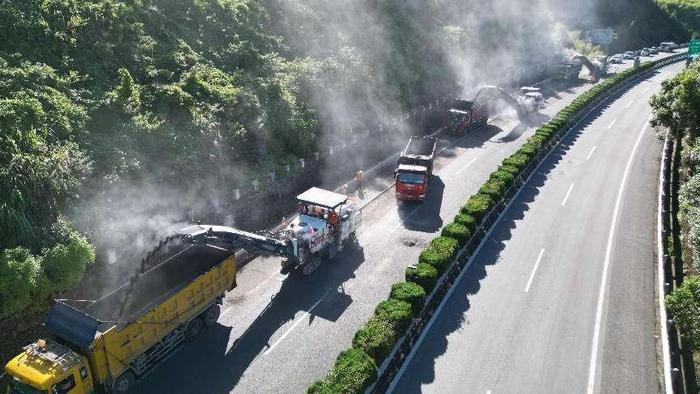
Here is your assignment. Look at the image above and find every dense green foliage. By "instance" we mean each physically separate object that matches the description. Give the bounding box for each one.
[418,236,459,272]
[666,275,700,350]
[441,222,471,245]
[652,62,700,271]
[389,282,426,316]
[658,0,700,35]
[307,348,377,394]
[405,262,439,292]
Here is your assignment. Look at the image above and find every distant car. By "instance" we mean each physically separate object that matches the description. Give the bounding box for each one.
[623,52,635,60]
[610,54,623,63]
[660,41,677,52]
[640,50,650,56]
[649,47,658,54]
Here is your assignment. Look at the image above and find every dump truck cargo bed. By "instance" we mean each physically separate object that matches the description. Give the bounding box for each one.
[44,242,237,388]
[79,243,231,325]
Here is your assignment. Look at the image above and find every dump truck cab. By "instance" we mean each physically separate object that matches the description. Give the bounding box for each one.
[4,339,94,394]
[395,136,437,201]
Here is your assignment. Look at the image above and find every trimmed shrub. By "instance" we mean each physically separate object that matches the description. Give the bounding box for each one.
[418,236,459,272]
[442,222,471,245]
[308,348,377,394]
[461,193,493,223]
[41,230,96,292]
[389,282,426,316]
[352,316,396,363]
[489,170,515,188]
[516,143,537,159]
[502,153,529,169]
[0,247,42,318]
[498,164,520,176]
[375,298,413,331]
[479,179,505,201]
[405,263,438,292]
[454,213,476,232]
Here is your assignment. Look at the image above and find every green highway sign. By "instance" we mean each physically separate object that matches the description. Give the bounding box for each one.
[690,39,700,55]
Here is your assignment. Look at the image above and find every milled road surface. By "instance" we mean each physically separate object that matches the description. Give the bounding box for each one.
[388,62,684,394]
[131,53,676,394]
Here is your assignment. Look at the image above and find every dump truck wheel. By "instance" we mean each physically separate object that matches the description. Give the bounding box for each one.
[301,256,321,276]
[203,304,221,326]
[113,371,136,393]
[186,318,203,339]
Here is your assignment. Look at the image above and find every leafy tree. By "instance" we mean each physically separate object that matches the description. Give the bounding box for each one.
[0,247,42,317]
[666,275,700,350]
[651,63,700,138]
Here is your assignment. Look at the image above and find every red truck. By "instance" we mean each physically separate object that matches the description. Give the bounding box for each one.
[395,136,437,201]
[445,99,488,134]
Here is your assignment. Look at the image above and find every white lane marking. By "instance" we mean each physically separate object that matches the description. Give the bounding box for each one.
[625,100,634,108]
[561,183,575,207]
[586,115,651,394]
[486,391,492,394]
[607,118,616,129]
[642,86,651,94]
[525,248,545,293]
[264,291,329,355]
[586,146,597,161]
[657,135,674,392]
[456,157,478,175]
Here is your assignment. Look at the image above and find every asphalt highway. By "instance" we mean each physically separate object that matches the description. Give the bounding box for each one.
[388,62,684,394]
[132,52,677,393]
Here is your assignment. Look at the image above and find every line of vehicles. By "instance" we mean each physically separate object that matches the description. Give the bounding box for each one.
[609,41,679,63]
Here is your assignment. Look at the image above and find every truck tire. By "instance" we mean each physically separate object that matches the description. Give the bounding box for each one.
[203,304,221,326]
[185,318,204,339]
[301,256,321,276]
[113,371,136,393]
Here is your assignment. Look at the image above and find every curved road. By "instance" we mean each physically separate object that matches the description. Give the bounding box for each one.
[388,62,684,393]
[131,53,676,393]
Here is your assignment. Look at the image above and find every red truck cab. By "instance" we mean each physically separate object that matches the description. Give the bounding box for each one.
[395,136,437,202]
[395,164,429,200]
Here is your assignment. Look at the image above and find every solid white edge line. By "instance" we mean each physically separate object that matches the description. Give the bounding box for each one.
[608,119,617,129]
[585,115,651,394]
[456,157,478,175]
[525,248,546,293]
[657,135,674,393]
[586,146,597,161]
[561,183,575,207]
[263,291,329,355]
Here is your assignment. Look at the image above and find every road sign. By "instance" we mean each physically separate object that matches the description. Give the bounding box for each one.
[587,28,614,45]
[689,39,700,55]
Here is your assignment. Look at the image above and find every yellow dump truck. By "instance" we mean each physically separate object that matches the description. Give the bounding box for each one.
[3,241,237,393]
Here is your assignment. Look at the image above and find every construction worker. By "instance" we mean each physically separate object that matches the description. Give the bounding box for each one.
[355,169,365,199]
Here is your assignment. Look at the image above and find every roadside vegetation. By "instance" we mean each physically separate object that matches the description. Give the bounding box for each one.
[658,0,700,35]
[652,60,700,385]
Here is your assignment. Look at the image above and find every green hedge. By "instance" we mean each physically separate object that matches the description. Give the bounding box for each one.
[375,299,413,331]
[490,170,515,188]
[390,282,426,316]
[441,222,471,245]
[502,152,530,170]
[454,213,476,232]
[479,179,506,201]
[405,263,438,292]
[308,348,377,394]
[352,316,396,364]
[461,193,493,224]
[418,236,459,272]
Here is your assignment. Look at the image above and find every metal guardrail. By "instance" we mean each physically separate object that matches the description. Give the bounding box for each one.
[367,51,689,394]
